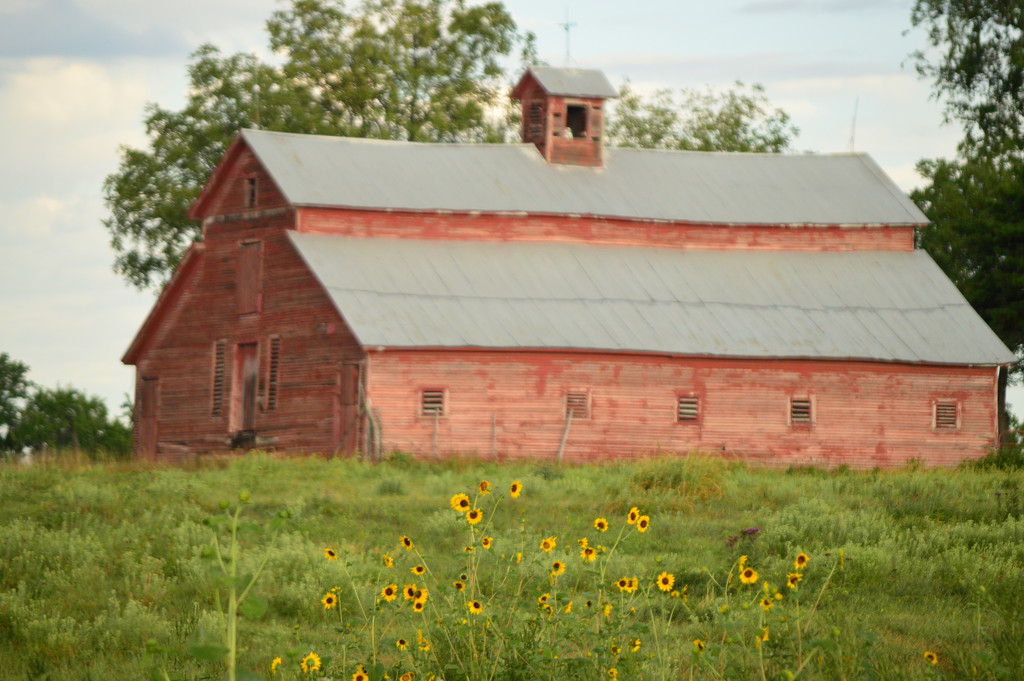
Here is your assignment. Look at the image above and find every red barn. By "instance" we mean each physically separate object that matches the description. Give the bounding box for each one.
[123,67,1016,467]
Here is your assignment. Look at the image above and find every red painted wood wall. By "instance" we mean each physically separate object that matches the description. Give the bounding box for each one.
[366,350,998,468]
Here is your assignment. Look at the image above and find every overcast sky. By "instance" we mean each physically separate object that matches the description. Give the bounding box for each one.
[1,0,1019,420]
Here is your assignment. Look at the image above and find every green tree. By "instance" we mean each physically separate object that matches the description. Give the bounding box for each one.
[908,1,1024,377]
[607,82,798,153]
[104,0,529,291]
[12,386,132,458]
[909,0,1024,152]
[0,353,31,450]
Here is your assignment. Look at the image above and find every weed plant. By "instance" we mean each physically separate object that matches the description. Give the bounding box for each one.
[0,451,1022,680]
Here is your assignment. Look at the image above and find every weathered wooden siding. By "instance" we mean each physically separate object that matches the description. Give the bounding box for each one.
[366,350,998,468]
[200,146,289,222]
[133,211,364,462]
[297,208,915,251]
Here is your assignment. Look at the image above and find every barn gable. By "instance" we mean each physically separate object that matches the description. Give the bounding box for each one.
[122,242,206,365]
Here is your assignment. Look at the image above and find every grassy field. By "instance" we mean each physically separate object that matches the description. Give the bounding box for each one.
[1,451,1023,681]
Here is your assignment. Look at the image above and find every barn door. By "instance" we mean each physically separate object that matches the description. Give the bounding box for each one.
[333,361,362,454]
[231,342,260,435]
[137,377,159,461]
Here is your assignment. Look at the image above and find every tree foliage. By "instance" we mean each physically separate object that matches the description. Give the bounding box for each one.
[12,386,131,458]
[912,153,1024,371]
[607,82,798,153]
[910,0,1024,152]
[0,354,131,457]
[0,353,31,447]
[104,0,529,291]
[909,0,1024,377]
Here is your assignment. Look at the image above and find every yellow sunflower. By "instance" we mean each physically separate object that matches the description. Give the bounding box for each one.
[466,508,483,525]
[627,507,640,525]
[481,536,493,549]
[794,553,810,570]
[450,493,471,512]
[538,592,550,604]
[401,674,415,681]
[352,665,369,681]
[479,480,491,495]
[616,577,630,592]
[396,638,408,650]
[656,571,675,592]
[400,535,413,551]
[630,638,641,653]
[467,600,483,615]
[540,536,557,552]
[740,567,759,585]
[412,600,425,613]
[300,652,321,673]
[581,546,597,562]
[594,517,609,532]
[693,639,706,653]
[760,596,774,611]
[403,584,418,601]
[383,553,394,568]
[321,592,338,610]
[270,656,282,674]
[411,565,426,575]
[924,651,938,665]
[550,560,566,577]
[324,548,338,560]
[453,580,465,591]
[510,480,522,498]
[636,515,650,533]
[381,584,399,602]
[787,572,802,589]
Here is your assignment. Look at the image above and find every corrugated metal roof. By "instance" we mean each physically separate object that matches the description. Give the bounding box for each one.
[288,233,1015,365]
[242,129,927,226]
[526,66,619,98]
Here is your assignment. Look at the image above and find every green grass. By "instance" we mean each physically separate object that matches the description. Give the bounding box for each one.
[1,451,1022,680]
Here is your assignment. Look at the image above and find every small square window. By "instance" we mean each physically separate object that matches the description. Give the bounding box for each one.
[421,389,445,417]
[565,391,590,420]
[934,400,959,429]
[677,396,700,423]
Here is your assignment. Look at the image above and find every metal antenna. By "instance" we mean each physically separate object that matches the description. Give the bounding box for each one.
[849,96,859,152]
[559,8,576,65]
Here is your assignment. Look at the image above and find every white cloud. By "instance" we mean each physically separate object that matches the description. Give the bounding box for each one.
[3,58,147,127]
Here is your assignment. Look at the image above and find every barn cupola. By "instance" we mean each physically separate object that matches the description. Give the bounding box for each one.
[511,66,618,168]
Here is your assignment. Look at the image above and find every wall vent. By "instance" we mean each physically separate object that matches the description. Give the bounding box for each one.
[211,339,226,417]
[790,398,813,425]
[267,336,281,411]
[935,401,959,429]
[677,396,700,422]
[565,392,590,420]
[421,390,445,417]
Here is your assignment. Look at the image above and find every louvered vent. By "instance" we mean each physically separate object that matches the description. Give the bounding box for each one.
[677,396,700,422]
[935,401,958,429]
[211,339,226,417]
[267,336,281,411]
[528,101,544,141]
[565,392,590,420]
[790,398,812,425]
[421,390,445,417]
